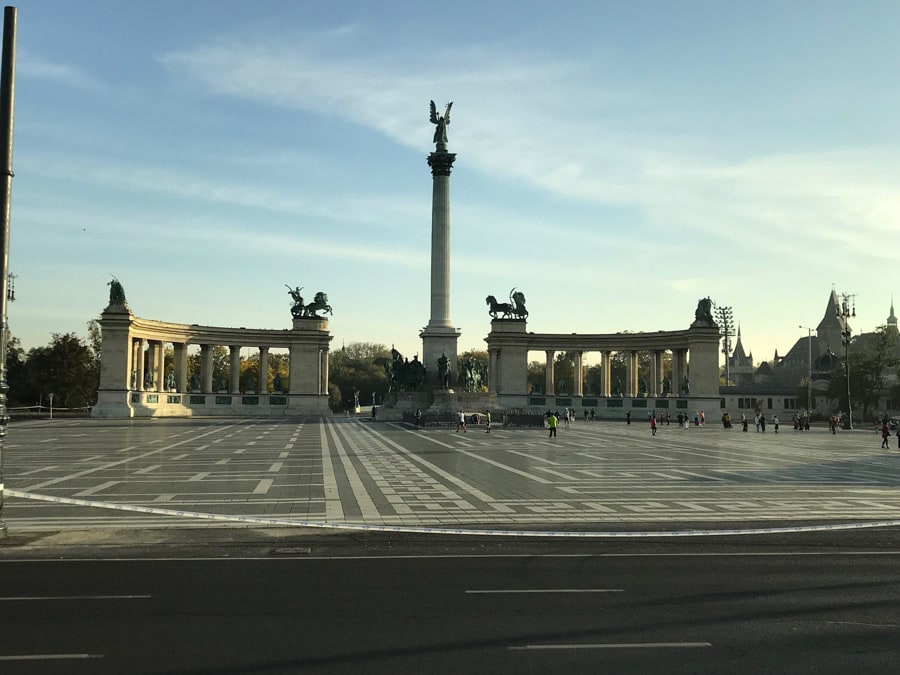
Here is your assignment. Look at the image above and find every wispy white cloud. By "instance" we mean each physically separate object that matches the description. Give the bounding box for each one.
[158,30,900,271]
[18,53,106,92]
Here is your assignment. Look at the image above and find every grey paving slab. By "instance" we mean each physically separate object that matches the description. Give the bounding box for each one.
[1,416,900,533]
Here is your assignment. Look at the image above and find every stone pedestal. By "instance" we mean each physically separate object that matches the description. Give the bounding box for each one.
[687,326,721,398]
[92,303,135,418]
[287,317,332,415]
[486,319,529,396]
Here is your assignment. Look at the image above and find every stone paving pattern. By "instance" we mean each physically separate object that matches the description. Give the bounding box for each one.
[3,417,900,532]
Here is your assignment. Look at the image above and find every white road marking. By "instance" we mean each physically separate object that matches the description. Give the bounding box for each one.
[466,588,624,594]
[510,642,712,650]
[0,654,104,661]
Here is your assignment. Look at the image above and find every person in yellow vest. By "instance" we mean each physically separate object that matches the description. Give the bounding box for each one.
[485,410,492,433]
[548,411,558,438]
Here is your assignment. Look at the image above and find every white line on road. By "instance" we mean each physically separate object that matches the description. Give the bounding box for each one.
[0,654,104,661]
[466,589,624,594]
[0,595,150,600]
[510,642,712,650]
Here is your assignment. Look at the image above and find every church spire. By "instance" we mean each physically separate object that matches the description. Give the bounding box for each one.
[888,296,897,328]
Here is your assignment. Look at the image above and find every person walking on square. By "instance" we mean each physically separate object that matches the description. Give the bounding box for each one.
[548,411,558,438]
[414,408,422,429]
[881,421,890,449]
[456,410,467,433]
[485,410,492,433]
[773,415,780,433]
[626,410,631,425]
[741,413,748,432]
[760,413,767,432]
[650,415,657,436]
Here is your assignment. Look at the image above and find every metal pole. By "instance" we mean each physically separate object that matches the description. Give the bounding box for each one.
[0,5,17,539]
[845,336,852,430]
[798,325,814,415]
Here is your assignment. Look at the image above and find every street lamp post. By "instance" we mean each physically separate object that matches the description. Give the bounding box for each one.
[837,292,856,430]
[799,325,816,415]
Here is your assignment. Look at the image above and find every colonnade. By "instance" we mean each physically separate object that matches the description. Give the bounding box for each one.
[536,348,690,398]
[485,318,720,404]
[94,302,332,417]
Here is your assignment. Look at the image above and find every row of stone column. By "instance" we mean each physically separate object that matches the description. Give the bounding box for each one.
[538,349,690,397]
[128,340,328,395]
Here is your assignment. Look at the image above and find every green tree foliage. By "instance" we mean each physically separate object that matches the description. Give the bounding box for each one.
[329,342,390,410]
[5,334,28,405]
[23,333,99,408]
[827,326,900,420]
[527,360,545,394]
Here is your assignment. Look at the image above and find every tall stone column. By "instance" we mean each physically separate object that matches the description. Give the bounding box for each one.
[229,345,241,394]
[626,351,637,397]
[420,147,460,387]
[174,343,188,392]
[601,351,611,396]
[573,351,584,397]
[259,347,269,395]
[545,350,555,395]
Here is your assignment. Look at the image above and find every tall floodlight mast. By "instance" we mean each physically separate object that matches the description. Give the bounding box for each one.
[714,305,734,385]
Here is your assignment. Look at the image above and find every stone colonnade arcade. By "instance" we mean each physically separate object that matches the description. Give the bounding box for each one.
[485,318,721,417]
[93,299,332,418]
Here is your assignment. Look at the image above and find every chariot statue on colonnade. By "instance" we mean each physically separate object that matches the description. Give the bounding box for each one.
[486,287,528,319]
[286,285,333,318]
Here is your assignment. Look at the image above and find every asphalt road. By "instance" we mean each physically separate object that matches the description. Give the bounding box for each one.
[2,532,900,674]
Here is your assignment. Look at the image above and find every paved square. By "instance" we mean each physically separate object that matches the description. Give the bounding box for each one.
[3,417,900,532]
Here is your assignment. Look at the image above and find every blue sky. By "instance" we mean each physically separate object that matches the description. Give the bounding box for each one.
[8,1,900,364]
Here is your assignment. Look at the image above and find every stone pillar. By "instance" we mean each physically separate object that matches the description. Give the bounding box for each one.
[92,304,136,418]
[651,350,661,397]
[687,327,721,397]
[626,351,637,397]
[601,351,611,396]
[200,344,214,393]
[545,350,555,396]
[174,343,188,392]
[259,347,269,395]
[488,348,499,393]
[573,351,584,397]
[421,149,460,386]
[287,317,333,414]
[229,345,241,394]
[155,341,166,392]
[320,347,329,395]
[131,339,141,390]
[485,319,528,398]
[673,349,687,395]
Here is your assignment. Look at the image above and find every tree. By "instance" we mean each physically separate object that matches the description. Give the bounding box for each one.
[827,326,900,420]
[24,333,99,408]
[527,360,545,394]
[328,342,390,410]
[5,334,28,405]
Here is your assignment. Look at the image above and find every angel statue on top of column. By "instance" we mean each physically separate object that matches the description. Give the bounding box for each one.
[430,100,452,152]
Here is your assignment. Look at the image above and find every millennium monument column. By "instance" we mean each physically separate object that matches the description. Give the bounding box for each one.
[420,100,460,386]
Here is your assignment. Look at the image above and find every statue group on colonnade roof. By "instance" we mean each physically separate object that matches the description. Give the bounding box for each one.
[486,288,528,320]
[286,285,333,319]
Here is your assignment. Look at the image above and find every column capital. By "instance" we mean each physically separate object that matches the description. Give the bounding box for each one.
[427,151,457,176]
